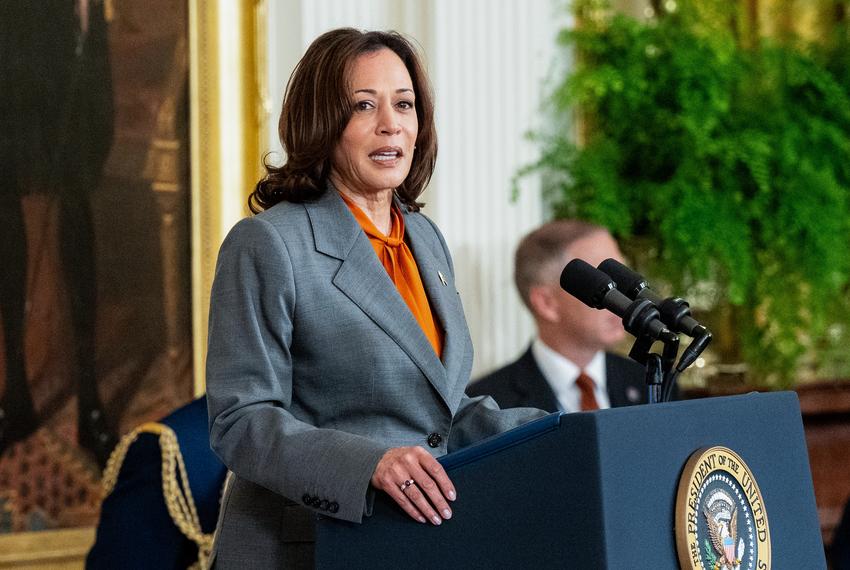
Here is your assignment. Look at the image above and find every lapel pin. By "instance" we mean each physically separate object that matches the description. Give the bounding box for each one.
[438,271,447,286]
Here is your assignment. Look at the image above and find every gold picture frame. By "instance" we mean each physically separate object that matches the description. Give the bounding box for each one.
[0,1,263,566]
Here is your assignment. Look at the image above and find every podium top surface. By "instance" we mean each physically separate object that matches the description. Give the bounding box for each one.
[441,391,800,471]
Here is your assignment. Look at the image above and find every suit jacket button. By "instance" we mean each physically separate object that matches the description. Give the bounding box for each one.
[329,502,339,513]
[427,433,442,448]
[302,493,312,506]
[311,497,322,508]
[319,499,330,511]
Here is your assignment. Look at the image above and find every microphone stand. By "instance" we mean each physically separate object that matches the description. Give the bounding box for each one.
[661,329,712,402]
[628,296,712,403]
[627,330,679,405]
[644,354,663,404]
[654,296,713,402]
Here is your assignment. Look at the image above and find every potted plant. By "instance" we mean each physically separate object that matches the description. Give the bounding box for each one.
[521,0,850,387]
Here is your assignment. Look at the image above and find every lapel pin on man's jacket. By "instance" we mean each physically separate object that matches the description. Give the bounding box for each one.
[438,271,447,286]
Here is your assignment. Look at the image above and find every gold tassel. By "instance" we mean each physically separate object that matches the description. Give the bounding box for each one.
[102,422,215,568]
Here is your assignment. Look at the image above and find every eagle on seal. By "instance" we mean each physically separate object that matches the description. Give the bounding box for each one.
[704,505,741,570]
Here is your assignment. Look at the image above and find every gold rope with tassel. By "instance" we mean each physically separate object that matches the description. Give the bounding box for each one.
[102,422,214,569]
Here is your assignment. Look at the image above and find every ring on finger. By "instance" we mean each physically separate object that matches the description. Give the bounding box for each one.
[400,479,415,492]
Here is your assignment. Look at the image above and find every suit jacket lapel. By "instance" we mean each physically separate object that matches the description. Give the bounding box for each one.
[605,352,646,406]
[401,211,466,374]
[518,347,561,412]
[605,355,625,407]
[514,347,562,412]
[304,190,452,409]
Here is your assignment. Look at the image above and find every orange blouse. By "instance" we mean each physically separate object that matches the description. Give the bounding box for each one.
[340,193,444,358]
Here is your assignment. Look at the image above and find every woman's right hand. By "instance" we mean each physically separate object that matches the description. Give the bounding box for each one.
[370,446,457,526]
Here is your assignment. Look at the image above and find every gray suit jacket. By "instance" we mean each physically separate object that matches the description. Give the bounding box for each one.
[206,188,544,567]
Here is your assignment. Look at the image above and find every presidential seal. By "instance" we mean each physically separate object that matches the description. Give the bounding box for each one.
[675,446,771,570]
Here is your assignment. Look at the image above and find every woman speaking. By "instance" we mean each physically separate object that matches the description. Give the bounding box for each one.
[206,28,545,568]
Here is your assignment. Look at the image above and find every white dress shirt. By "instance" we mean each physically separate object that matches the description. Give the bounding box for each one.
[531,338,611,413]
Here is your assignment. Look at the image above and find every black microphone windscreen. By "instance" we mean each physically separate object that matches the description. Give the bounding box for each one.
[560,259,614,309]
[598,258,645,298]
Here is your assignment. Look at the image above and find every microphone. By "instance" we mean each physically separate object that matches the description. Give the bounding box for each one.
[597,258,711,372]
[560,259,675,342]
[597,258,707,337]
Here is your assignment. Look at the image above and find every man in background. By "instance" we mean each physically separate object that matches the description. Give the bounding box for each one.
[468,220,646,413]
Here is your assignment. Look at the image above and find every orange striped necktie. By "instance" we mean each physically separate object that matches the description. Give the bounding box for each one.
[339,193,444,358]
[575,371,600,411]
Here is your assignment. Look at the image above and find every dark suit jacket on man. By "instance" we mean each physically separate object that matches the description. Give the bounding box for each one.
[468,346,646,412]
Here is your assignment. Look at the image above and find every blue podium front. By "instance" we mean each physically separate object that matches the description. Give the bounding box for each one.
[316,392,824,569]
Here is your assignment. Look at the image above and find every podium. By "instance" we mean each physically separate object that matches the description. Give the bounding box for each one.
[316,392,825,568]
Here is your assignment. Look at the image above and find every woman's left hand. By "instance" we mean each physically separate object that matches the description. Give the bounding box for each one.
[370,446,457,526]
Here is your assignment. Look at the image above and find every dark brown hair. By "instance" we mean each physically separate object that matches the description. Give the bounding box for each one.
[514,220,609,309]
[248,28,437,214]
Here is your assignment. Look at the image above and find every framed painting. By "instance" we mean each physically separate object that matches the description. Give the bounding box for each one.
[0,0,262,565]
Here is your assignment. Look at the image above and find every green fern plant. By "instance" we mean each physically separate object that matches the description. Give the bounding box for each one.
[522,0,850,386]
